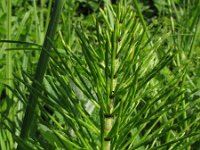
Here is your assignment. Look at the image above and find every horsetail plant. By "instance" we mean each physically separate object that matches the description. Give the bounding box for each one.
[1,0,200,150]
[33,2,198,149]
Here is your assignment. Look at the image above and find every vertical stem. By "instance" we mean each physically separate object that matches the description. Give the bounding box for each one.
[104,117,112,149]
[17,0,65,149]
[33,0,41,44]
[6,0,12,98]
[103,16,119,150]
[40,0,45,38]
[6,0,14,149]
[45,0,53,34]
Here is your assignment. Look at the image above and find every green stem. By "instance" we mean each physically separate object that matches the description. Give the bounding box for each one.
[33,0,41,44]
[6,0,12,99]
[40,0,45,39]
[5,0,14,149]
[17,0,65,148]
[103,15,119,150]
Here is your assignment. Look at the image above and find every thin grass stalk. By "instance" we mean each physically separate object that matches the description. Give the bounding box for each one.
[40,0,45,40]
[6,0,12,100]
[17,0,65,148]
[5,0,14,149]
[33,0,42,44]
[45,0,53,34]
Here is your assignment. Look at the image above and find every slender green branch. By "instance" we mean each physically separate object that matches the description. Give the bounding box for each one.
[6,0,12,99]
[5,0,14,149]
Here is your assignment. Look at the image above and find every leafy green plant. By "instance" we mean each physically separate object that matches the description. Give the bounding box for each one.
[1,0,200,150]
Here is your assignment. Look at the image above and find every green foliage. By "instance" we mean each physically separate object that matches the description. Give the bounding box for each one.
[0,0,200,150]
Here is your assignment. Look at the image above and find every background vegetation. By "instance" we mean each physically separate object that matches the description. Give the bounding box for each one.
[0,0,200,149]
